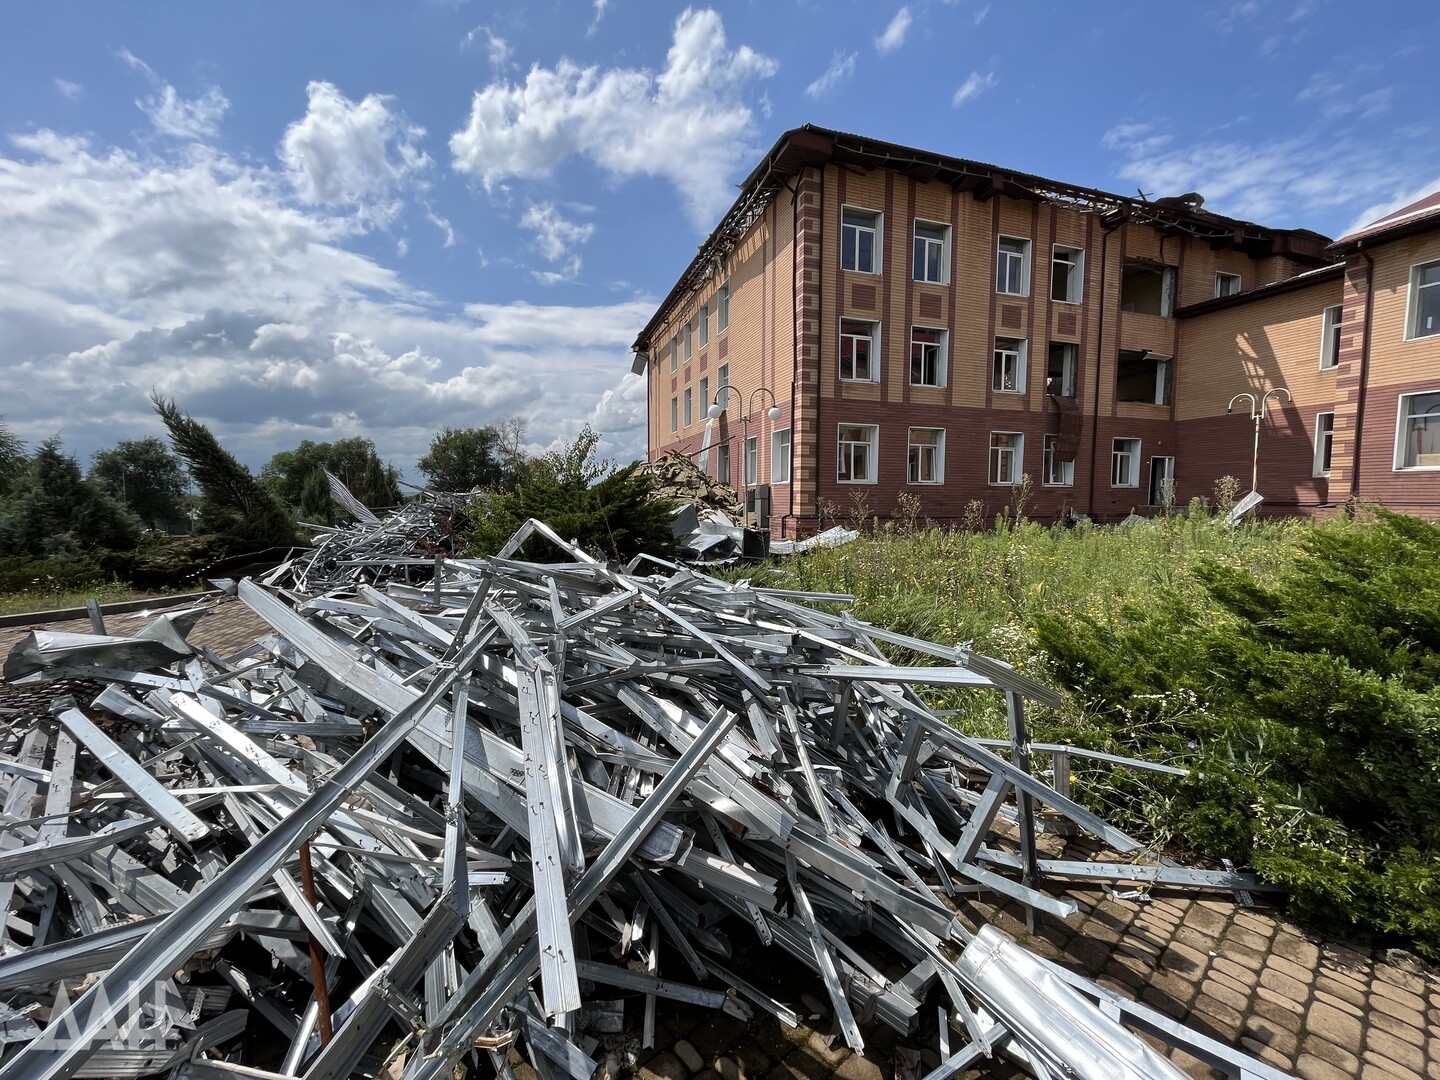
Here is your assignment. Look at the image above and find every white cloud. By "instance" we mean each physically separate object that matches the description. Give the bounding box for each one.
[118,48,229,139]
[973,4,991,26]
[520,202,594,263]
[1101,121,1173,157]
[875,7,912,55]
[464,25,513,72]
[1343,176,1440,236]
[54,78,82,100]
[0,128,655,474]
[427,210,456,247]
[805,52,857,100]
[281,81,430,225]
[449,7,777,229]
[952,71,997,107]
[588,0,610,36]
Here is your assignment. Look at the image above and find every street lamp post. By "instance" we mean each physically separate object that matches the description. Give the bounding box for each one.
[707,385,781,524]
[1227,386,1292,494]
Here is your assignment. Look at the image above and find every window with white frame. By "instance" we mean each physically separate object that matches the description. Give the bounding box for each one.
[684,320,693,360]
[1046,342,1077,397]
[743,436,758,485]
[1121,262,1177,316]
[1396,390,1440,469]
[1111,437,1141,486]
[1052,246,1083,304]
[717,282,730,332]
[910,327,946,387]
[717,363,729,390]
[699,303,709,348]
[842,208,880,273]
[716,443,730,486]
[669,336,678,372]
[1410,261,1440,339]
[989,432,1023,485]
[683,388,693,427]
[670,397,678,433]
[913,221,949,283]
[1215,272,1243,298]
[1319,305,1343,369]
[699,377,710,416]
[772,428,791,484]
[993,337,1026,394]
[1314,412,1334,476]
[840,319,878,381]
[907,428,944,484]
[996,236,1030,296]
[1042,435,1073,486]
[838,424,878,482]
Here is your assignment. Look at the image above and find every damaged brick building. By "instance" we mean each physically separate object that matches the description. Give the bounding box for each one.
[631,125,1440,533]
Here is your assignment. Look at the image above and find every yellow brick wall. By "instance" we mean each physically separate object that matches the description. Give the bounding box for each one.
[1367,233,1440,385]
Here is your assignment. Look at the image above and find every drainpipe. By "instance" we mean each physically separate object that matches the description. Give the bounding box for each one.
[1349,241,1375,503]
[1085,219,1122,516]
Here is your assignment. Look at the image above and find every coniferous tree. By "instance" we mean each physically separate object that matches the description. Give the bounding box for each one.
[0,436,139,559]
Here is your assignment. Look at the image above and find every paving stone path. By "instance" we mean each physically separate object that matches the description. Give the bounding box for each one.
[3,599,1438,1078]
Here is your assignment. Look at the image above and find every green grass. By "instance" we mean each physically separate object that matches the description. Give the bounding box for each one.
[0,580,146,617]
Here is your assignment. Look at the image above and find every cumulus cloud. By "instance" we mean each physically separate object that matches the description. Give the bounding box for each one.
[875,8,912,54]
[119,48,229,139]
[520,201,595,279]
[952,71,996,107]
[0,129,655,473]
[805,52,856,100]
[281,81,430,224]
[449,7,776,229]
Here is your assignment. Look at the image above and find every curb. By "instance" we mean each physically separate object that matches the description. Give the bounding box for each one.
[0,590,219,629]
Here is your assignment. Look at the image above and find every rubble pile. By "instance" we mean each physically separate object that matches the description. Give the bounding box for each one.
[0,514,1294,1080]
[636,453,743,519]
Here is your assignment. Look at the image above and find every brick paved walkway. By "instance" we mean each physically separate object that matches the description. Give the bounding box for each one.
[3,599,1437,1078]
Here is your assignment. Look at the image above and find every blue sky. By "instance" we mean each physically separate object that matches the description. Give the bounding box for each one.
[2,1,1436,481]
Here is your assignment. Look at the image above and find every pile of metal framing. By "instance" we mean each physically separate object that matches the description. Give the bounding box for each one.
[0,516,1295,1080]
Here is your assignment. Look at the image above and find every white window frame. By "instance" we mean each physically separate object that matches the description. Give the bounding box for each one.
[684,320,693,360]
[840,319,879,382]
[992,337,1027,394]
[1042,434,1074,487]
[717,282,730,332]
[698,303,709,348]
[841,206,882,274]
[717,363,729,390]
[1314,412,1334,477]
[670,397,678,433]
[669,336,678,373]
[1319,305,1343,369]
[716,442,730,486]
[683,388,693,427]
[772,428,791,484]
[996,236,1030,297]
[989,432,1023,486]
[743,436,758,486]
[1051,245,1084,304]
[1046,342,1077,398]
[837,424,878,484]
[907,427,944,485]
[699,377,710,416]
[1148,456,1176,507]
[1215,272,1243,298]
[1394,390,1440,470]
[1111,437,1141,487]
[910,326,947,387]
[1407,259,1440,340]
[913,220,949,284]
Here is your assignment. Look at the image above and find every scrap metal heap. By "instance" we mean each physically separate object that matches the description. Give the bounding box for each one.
[0,516,1295,1080]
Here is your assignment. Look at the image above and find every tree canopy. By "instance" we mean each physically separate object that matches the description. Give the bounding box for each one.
[152,394,296,548]
[0,436,139,560]
[417,426,505,492]
[89,437,189,532]
[260,437,400,511]
[0,418,25,499]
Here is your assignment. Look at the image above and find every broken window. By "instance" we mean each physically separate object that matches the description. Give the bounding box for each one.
[1046,342,1077,397]
[842,208,880,273]
[1116,349,1172,405]
[907,428,944,484]
[1319,305,1342,369]
[841,319,878,381]
[1042,434,1073,486]
[1052,245,1083,304]
[911,326,946,386]
[1148,456,1175,507]
[1120,261,1176,316]
[1314,412,1334,476]
[993,337,1026,394]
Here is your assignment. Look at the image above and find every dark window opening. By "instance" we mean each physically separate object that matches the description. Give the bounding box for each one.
[1121,262,1176,316]
[1116,349,1172,405]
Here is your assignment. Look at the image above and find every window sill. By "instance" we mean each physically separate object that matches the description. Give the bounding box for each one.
[907,480,943,486]
[837,478,878,485]
[996,289,1029,298]
[1052,298,1082,306]
[914,277,950,286]
[841,267,882,277]
[993,388,1026,396]
[840,377,880,384]
[910,382,946,390]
